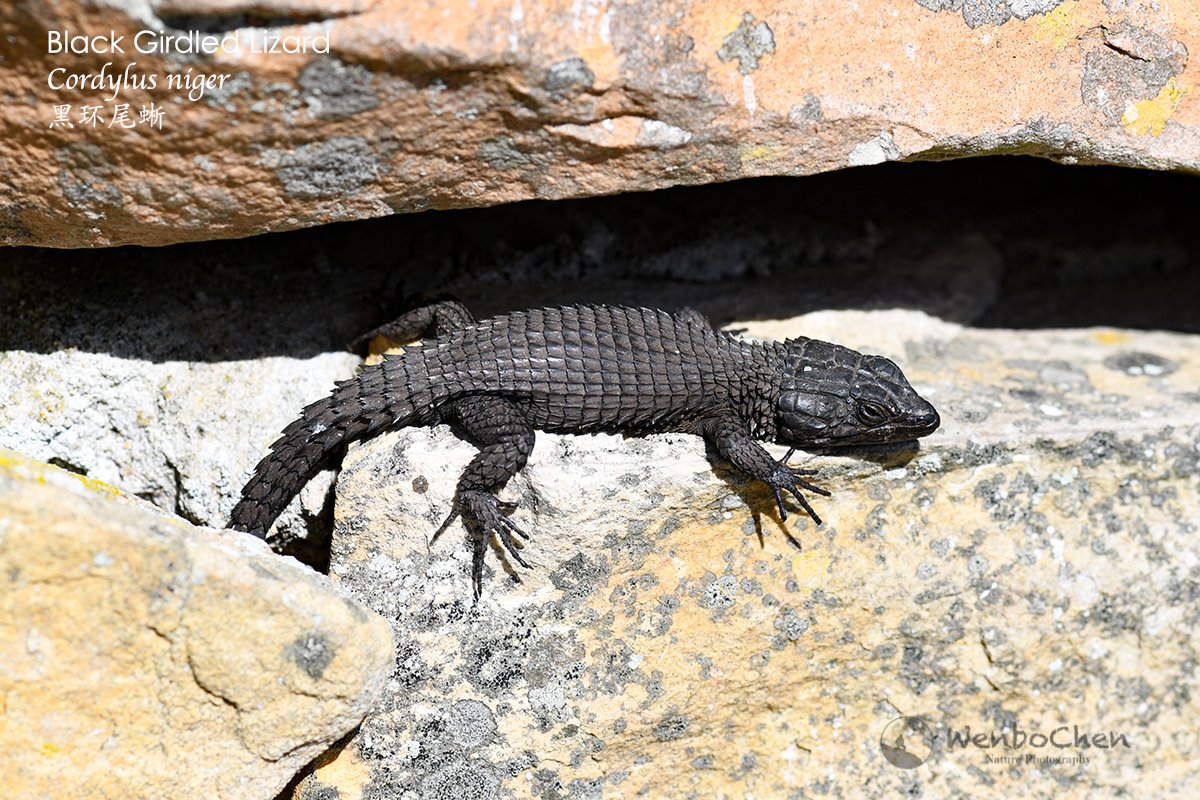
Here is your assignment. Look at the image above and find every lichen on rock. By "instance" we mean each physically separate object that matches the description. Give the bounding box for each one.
[6,0,1200,246]
[294,313,1200,799]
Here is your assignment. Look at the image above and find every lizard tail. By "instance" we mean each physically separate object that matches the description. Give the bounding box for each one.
[228,363,418,538]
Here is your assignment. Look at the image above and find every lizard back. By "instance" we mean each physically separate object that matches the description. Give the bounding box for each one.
[392,305,775,435]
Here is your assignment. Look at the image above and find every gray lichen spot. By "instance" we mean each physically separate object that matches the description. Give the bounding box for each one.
[717,13,775,75]
[791,93,823,123]
[419,758,500,800]
[299,58,380,119]
[651,713,689,742]
[549,552,611,602]
[342,595,370,624]
[448,699,498,749]
[268,137,383,199]
[249,562,282,582]
[915,0,1066,28]
[568,777,604,799]
[299,785,340,800]
[56,144,123,209]
[1081,23,1188,122]
[847,132,900,166]
[1103,352,1177,377]
[700,573,738,609]
[204,71,252,113]
[479,136,529,171]
[288,632,336,679]
[773,607,810,641]
[544,58,595,97]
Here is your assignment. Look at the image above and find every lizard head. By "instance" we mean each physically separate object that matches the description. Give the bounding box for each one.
[774,338,940,447]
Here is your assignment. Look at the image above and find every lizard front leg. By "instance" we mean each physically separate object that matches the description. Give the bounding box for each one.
[700,416,831,526]
[431,394,537,599]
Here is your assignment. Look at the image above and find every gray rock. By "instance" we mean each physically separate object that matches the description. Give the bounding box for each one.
[0,349,360,550]
[298,312,1200,799]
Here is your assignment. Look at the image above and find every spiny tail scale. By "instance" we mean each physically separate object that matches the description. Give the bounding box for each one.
[228,362,420,537]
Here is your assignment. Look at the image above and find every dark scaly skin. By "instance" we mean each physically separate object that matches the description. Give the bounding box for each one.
[229,300,941,598]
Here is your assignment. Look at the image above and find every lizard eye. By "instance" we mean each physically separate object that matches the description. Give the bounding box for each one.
[857,402,890,425]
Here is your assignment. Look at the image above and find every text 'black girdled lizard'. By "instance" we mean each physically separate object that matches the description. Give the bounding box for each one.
[228,299,940,597]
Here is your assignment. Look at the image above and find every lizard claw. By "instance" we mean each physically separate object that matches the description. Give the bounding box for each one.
[433,489,532,600]
[777,447,818,476]
[767,464,831,526]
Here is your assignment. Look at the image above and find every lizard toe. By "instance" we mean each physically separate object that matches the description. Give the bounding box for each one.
[766,465,829,524]
[460,489,533,574]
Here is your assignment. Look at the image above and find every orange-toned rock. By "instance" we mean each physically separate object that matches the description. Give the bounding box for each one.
[0,447,395,800]
[3,0,1198,247]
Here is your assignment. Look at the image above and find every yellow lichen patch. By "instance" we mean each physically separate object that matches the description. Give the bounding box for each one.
[789,548,834,586]
[956,365,982,380]
[1028,0,1087,50]
[73,473,122,497]
[0,451,45,485]
[740,143,785,167]
[2,447,394,800]
[1091,329,1132,345]
[1123,79,1189,136]
[0,448,120,497]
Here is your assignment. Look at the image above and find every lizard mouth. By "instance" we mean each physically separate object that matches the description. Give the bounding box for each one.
[914,405,941,434]
[804,411,940,447]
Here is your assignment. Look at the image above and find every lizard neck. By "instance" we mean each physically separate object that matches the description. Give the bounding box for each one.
[733,338,786,443]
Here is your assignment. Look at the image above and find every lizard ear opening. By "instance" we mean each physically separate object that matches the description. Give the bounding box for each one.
[776,391,838,442]
[778,390,838,419]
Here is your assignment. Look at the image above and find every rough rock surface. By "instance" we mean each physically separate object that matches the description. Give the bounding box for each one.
[4,0,1199,247]
[0,447,395,800]
[0,351,359,557]
[293,312,1200,799]
[2,161,1197,796]
[6,159,1194,567]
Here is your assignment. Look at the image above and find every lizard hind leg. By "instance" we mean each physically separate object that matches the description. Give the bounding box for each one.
[354,294,476,349]
[430,395,537,599]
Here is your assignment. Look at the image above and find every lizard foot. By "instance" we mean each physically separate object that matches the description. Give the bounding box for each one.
[432,489,531,599]
[766,463,832,527]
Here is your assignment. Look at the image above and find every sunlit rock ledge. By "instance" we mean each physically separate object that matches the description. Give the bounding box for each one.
[297,312,1200,799]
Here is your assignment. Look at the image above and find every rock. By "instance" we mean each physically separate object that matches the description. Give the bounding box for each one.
[0,447,394,800]
[0,350,361,554]
[294,312,1199,798]
[5,0,1199,247]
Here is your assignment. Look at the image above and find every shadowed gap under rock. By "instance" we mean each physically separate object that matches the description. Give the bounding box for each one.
[2,156,1198,364]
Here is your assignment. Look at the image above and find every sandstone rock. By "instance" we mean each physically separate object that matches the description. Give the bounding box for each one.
[293,312,1200,798]
[0,447,394,800]
[4,0,1199,247]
